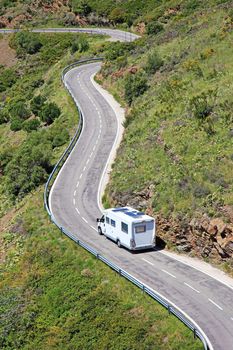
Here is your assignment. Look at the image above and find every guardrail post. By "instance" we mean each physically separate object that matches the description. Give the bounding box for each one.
[119,269,122,276]
[194,328,197,339]
[168,305,171,315]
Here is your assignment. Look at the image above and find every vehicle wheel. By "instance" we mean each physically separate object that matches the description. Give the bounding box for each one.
[117,240,121,248]
[98,227,103,235]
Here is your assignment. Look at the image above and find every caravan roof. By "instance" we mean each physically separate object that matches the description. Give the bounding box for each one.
[104,207,154,223]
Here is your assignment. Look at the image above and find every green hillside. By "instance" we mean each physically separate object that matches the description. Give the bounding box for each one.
[98,0,233,268]
[0,27,202,350]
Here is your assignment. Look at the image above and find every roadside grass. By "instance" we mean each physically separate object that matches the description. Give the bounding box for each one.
[0,187,203,350]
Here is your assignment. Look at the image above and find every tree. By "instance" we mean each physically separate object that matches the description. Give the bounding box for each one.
[39,102,61,125]
[22,119,40,132]
[0,68,17,92]
[12,31,43,55]
[109,8,125,24]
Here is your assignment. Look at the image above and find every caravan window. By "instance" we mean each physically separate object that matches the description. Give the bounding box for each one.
[135,225,146,233]
[106,217,110,224]
[121,222,128,234]
[111,219,116,227]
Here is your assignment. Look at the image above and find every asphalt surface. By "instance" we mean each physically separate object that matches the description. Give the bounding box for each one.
[49,62,233,350]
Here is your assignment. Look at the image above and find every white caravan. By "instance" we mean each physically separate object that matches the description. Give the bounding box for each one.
[97,207,156,251]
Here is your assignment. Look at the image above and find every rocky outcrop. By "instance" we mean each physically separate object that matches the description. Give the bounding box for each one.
[111,187,233,263]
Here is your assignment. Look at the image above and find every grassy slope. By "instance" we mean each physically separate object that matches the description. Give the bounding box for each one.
[99,2,233,263]
[0,33,202,349]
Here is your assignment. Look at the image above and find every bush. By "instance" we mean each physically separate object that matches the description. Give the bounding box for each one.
[22,119,40,132]
[0,68,17,92]
[125,72,148,105]
[39,102,61,125]
[109,8,125,24]
[30,95,46,116]
[52,129,69,148]
[10,117,23,131]
[12,31,43,55]
[105,42,129,61]
[0,108,10,124]
[147,21,164,35]
[145,50,163,74]
[9,101,30,120]
[5,132,52,198]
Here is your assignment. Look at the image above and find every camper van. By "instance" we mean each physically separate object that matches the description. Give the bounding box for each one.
[97,207,156,251]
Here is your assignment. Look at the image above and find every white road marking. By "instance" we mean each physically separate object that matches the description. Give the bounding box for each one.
[184,282,200,294]
[82,216,88,224]
[91,225,98,232]
[86,158,90,165]
[162,269,176,279]
[142,258,154,266]
[74,190,76,196]
[93,145,96,151]
[83,166,86,171]
[231,317,233,321]
[80,173,83,179]
[76,181,79,188]
[90,151,93,157]
[208,298,223,310]
[73,198,75,205]
[75,207,80,214]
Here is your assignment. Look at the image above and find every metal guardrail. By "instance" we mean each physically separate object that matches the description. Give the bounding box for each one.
[44,58,212,350]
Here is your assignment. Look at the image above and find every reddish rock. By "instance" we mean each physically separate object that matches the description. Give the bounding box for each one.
[209,218,226,235]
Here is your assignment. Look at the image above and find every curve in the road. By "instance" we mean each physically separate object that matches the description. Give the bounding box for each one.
[17,27,231,350]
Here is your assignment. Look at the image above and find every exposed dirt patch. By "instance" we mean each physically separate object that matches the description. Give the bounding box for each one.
[0,38,17,67]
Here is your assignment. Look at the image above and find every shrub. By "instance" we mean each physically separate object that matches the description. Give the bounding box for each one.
[9,101,30,120]
[39,102,61,125]
[147,21,164,35]
[125,72,148,105]
[30,95,46,116]
[0,68,17,92]
[12,31,43,55]
[22,119,40,132]
[10,117,23,131]
[145,50,163,74]
[109,8,125,24]
[105,42,129,61]
[0,108,10,124]
[52,129,69,148]
[5,132,52,198]
[193,184,210,198]
[79,36,89,52]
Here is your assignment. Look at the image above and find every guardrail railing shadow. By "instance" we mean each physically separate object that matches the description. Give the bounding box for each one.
[44,58,212,350]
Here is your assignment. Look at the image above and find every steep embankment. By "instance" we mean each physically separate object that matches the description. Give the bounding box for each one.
[97,1,233,269]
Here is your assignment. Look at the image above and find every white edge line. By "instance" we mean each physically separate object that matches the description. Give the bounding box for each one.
[159,250,233,292]
[90,73,125,212]
[208,298,223,311]
[142,258,154,266]
[162,269,176,279]
[184,282,200,294]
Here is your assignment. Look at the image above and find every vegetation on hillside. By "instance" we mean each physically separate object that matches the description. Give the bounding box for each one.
[97,1,233,266]
[0,27,202,349]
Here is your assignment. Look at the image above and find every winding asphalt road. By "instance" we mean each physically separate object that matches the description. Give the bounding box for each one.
[2,26,232,349]
[49,61,233,350]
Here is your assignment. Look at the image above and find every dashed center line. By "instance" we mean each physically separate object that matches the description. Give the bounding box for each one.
[76,181,79,188]
[231,317,233,321]
[208,298,223,310]
[74,190,76,196]
[82,216,88,224]
[91,225,98,232]
[80,173,83,179]
[73,198,75,205]
[162,269,176,278]
[75,207,80,214]
[83,166,86,171]
[184,282,200,294]
[142,258,154,266]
